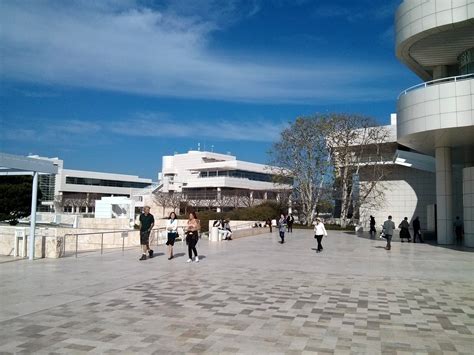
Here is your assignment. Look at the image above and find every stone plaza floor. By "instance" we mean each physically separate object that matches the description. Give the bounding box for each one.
[0,230,473,354]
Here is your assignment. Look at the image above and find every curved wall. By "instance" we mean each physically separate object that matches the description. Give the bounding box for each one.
[396,0,473,46]
[397,78,474,153]
[396,0,474,79]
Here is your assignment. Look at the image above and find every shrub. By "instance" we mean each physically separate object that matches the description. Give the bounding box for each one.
[179,202,283,233]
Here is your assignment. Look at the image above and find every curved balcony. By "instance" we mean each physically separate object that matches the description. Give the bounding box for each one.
[395,0,474,80]
[397,74,474,154]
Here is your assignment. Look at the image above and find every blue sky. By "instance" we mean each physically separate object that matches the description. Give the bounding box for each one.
[0,0,419,179]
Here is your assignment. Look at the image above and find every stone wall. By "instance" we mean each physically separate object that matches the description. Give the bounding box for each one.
[0,226,62,258]
[0,219,191,258]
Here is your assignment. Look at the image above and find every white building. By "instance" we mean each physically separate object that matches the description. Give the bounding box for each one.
[158,150,292,211]
[357,115,437,232]
[395,0,474,246]
[28,156,152,213]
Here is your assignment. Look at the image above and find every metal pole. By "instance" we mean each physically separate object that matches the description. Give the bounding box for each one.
[75,234,78,258]
[122,233,125,253]
[101,233,104,254]
[28,171,39,260]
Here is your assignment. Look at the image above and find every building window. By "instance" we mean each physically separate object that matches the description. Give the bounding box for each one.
[65,176,151,189]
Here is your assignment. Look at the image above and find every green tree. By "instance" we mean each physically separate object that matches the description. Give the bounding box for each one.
[0,176,42,224]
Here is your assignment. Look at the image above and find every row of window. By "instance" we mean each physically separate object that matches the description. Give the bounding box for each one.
[65,176,151,189]
[199,170,278,182]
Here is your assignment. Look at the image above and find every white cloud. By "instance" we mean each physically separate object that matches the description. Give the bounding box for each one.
[110,113,288,142]
[1,115,287,144]
[1,0,401,103]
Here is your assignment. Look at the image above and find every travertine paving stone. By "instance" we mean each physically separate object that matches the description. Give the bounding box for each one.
[0,230,473,354]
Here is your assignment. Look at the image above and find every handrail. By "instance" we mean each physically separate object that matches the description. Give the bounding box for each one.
[398,73,474,99]
[63,227,169,258]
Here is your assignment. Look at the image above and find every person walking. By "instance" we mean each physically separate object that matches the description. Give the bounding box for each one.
[399,217,412,243]
[286,213,294,233]
[399,217,412,242]
[454,216,464,244]
[186,211,200,263]
[139,206,154,260]
[278,214,287,244]
[265,218,272,233]
[383,215,396,250]
[313,218,328,253]
[166,211,178,260]
[369,215,376,239]
[412,216,423,243]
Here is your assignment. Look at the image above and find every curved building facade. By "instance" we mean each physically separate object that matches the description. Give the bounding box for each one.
[396,0,474,245]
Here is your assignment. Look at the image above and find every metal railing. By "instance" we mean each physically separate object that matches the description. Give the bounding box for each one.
[398,73,474,99]
[62,227,178,258]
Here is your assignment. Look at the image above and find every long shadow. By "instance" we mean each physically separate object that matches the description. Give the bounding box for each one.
[423,241,474,253]
[357,231,474,253]
[173,252,186,259]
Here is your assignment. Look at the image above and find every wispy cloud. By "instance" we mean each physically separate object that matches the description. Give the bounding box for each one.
[15,90,59,98]
[313,1,398,23]
[1,0,401,103]
[111,116,286,142]
[1,114,287,145]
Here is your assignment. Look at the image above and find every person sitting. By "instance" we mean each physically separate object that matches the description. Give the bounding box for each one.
[223,220,233,240]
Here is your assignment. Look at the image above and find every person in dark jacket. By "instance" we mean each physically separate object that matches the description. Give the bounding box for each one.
[412,216,423,243]
[369,215,376,238]
[286,214,294,233]
[399,217,412,242]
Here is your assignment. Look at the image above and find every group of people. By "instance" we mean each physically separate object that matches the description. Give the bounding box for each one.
[370,214,465,250]
[370,215,423,251]
[277,213,327,253]
[138,207,200,263]
[276,213,295,244]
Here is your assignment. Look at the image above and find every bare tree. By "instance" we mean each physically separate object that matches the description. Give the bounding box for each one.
[325,114,392,227]
[269,116,332,226]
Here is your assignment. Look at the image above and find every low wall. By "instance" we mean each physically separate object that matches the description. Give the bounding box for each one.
[0,226,62,258]
[208,220,267,231]
[232,227,270,239]
[0,225,178,259]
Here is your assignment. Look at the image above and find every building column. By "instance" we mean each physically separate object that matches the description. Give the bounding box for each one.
[435,147,454,244]
[462,167,474,247]
[29,171,38,260]
[216,187,222,213]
